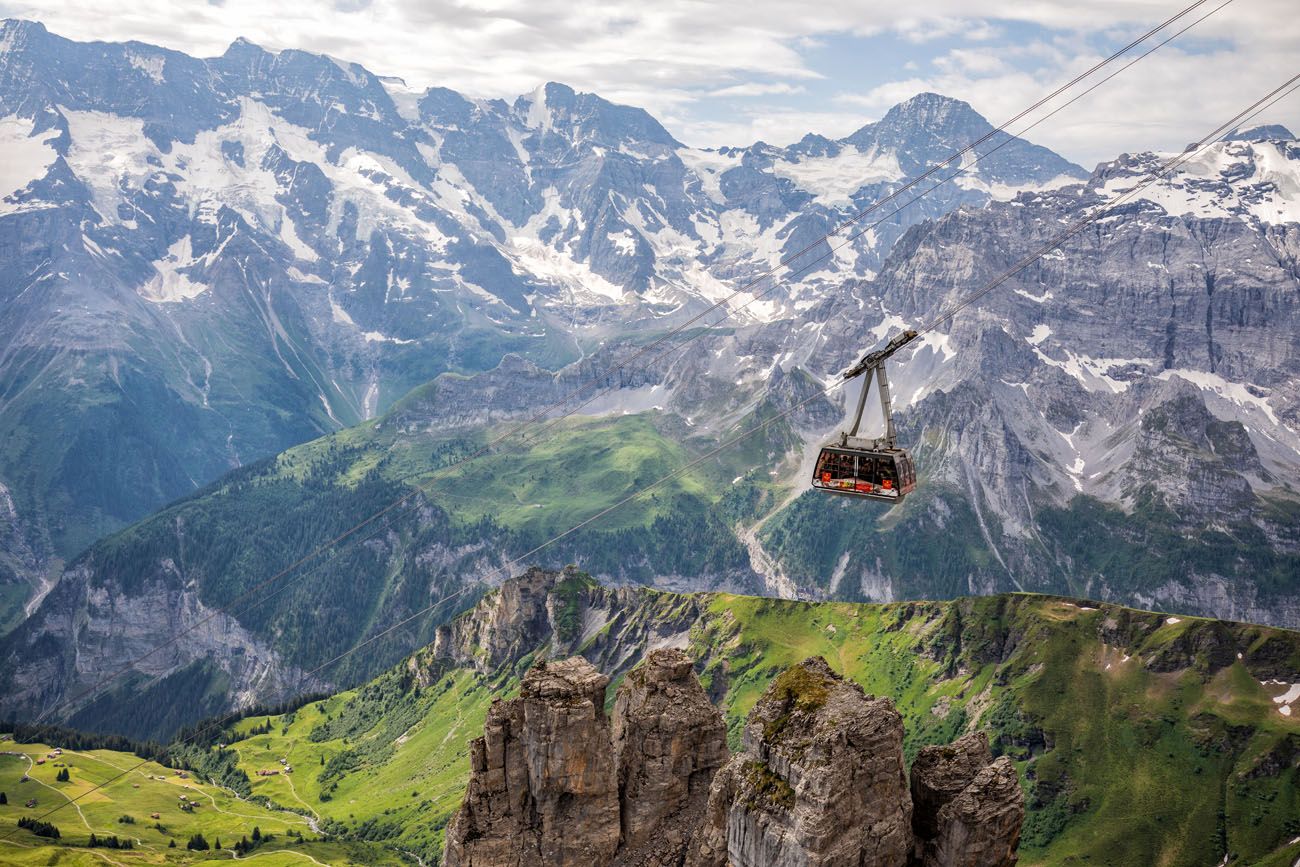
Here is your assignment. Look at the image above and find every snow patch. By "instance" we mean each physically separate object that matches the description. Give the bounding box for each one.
[608,229,638,255]
[140,236,208,302]
[127,51,166,83]
[676,147,739,204]
[379,76,424,122]
[1102,141,1300,225]
[956,171,1080,202]
[0,115,61,210]
[1028,324,1052,346]
[1165,616,1181,625]
[330,298,356,327]
[769,145,902,208]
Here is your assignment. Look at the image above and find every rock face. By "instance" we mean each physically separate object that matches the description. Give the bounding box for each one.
[910,732,1023,867]
[923,759,1023,867]
[612,648,729,865]
[686,656,913,867]
[910,732,995,840]
[444,657,620,867]
[447,652,1024,867]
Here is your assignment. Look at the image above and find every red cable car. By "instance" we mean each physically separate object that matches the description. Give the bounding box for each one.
[811,329,919,504]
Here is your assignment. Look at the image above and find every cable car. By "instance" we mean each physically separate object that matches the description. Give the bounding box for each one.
[811,329,919,504]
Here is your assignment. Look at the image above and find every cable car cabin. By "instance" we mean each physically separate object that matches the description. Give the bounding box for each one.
[812,446,916,503]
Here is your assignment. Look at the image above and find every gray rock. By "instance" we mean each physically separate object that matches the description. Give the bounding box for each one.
[687,656,913,867]
[923,757,1024,867]
[444,657,620,867]
[910,731,994,841]
[611,648,728,865]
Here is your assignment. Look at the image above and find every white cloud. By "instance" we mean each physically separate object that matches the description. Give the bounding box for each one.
[1,0,1295,164]
[710,82,807,98]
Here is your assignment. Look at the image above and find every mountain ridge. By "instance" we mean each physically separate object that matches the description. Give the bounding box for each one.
[12,567,1297,866]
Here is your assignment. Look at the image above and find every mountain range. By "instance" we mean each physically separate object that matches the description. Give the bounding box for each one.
[1,20,1299,738]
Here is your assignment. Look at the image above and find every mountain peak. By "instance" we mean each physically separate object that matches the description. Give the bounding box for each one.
[1225,123,1295,142]
[222,35,271,58]
[513,80,678,146]
[878,91,987,131]
[0,18,47,35]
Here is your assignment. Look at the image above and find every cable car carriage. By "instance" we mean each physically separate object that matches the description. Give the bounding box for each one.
[811,329,919,504]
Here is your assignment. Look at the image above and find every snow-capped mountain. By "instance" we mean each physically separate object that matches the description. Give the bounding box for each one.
[0,19,1086,625]
[748,128,1300,624]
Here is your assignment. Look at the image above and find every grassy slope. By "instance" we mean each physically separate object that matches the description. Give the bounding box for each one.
[0,737,399,865]
[12,588,1294,866]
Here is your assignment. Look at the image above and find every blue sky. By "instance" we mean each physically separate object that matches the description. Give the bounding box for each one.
[4,0,1296,165]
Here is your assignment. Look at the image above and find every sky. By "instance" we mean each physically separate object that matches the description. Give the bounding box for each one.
[2,0,1297,167]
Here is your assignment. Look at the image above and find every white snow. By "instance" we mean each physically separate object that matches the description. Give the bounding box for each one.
[769,145,902,208]
[956,171,1080,202]
[0,115,60,210]
[286,266,326,284]
[1031,345,1149,394]
[1166,616,1181,625]
[127,52,166,84]
[1027,324,1052,346]
[141,236,208,302]
[379,76,424,122]
[330,297,357,327]
[1013,287,1054,303]
[525,83,552,132]
[676,147,740,204]
[919,331,956,362]
[608,229,638,256]
[363,331,417,345]
[1260,680,1300,716]
[279,216,318,262]
[1101,141,1300,225]
[1270,681,1300,705]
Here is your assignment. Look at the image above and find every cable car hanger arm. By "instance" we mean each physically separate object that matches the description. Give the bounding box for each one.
[841,329,919,380]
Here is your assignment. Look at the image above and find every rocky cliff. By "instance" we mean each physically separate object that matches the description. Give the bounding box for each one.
[446,651,1023,867]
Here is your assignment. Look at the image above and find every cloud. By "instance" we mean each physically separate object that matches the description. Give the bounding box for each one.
[709,82,807,98]
[1,0,1295,164]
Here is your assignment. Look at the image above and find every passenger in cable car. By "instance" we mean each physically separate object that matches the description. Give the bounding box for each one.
[879,462,896,495]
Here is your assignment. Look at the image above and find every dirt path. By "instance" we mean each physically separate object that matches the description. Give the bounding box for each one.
[236,848,332,866]
[193,784,311,827]
[281,771,320,822]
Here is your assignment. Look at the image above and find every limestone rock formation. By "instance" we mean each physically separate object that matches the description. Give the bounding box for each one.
[910,732,994,841]
[612,648,729,865]
[686,656,913,867]
[446,653,1024,867]
[911,732,1024,867]
[923,758,1024,867]
[444,657,620,867]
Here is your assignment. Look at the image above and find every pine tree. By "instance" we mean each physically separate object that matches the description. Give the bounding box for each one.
[252,826,262,842]
[214,837,222,849]
[169,839,176,848]
[0,791,7,804]
[186,833,209,851]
